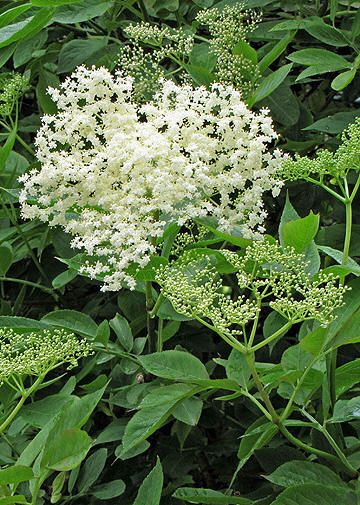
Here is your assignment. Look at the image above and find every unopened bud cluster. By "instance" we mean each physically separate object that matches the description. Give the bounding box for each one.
[280,118,360,182]
[157,241,348,339]
[0,328,92,383]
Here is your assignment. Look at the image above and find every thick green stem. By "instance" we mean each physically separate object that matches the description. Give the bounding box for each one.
[342,200,352,269]
[0,374,45,435]
[0,395,27,435]
[245,352,279,423]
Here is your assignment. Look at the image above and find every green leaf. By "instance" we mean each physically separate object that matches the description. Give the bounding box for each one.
[317,245,360,275]
[195,217,251,249]
[331,68,357,91]
[190,43,217,71]
[172,397,203,426]
[122,384,199,452]
[41,309,98,338]
[281,345,314,373]
[258,32,294,73]
[42,428,92,471]
[143,0,179,16]
[109,313,133,352]
[0,8,54,49]
[185,64,215,87]
[77,448,107,493]
[331,397,360,423]
[20,394,75,428]
[288,49,350,69]
[173,487,252,504]
[139,351,209,381]
[225,349,251,389]
[50,472,66,503]
[234,419,278,482]
[271,484,356,505]
[133,458,163,505]
[0,465,34,485]
[32,0,82,5]
[303,112,360,134]
[52,269,77,289]
[58,38,108,73]
[91,480,126,500]
[324,278,360,349]
[0,241,13,275]
[53,0,112,24]
[36,68,59,114]
[0,128,16,170]
[260,82,300,127]
[233,40,257,64]
[95,320,110,346]
[279,194,320,273]
[13,30,47,68]
[304,19,349,47]
[336,359,360,397]
[250,63,293,105]
[265,460,346,488]
[0,498,28,505]
[0,315,49,332]
[0,5,32,30]
[281,211,319,253]
[299,327,327,356]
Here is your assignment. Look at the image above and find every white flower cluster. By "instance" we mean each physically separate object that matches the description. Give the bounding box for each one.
[20,66,283,291]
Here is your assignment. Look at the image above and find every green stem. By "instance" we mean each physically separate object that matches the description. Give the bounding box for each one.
[0,200,50,283]
[308,178,346,203]
[247,300,261,348]
[342,200,352,269]
[278,424,357,477]
[250,320,293,352]
[149,292,164,318]
[245,352,279,423]
[321,426,357,475]
[0,374,45,435]
[242,390,272,421]
[157,318,164,352]
[194,315,246,353]
[145,281,156,353]
[281,354,320,421]
[0,276,58,300]
[350,173,360,202]
[0,395,27,435]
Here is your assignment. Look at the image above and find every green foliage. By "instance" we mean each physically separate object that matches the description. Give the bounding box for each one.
[0,1,359,505]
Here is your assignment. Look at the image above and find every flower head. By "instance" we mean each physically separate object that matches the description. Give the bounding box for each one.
[20,66,284,291]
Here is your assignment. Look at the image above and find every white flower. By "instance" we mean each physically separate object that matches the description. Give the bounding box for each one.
[20,66,284,291]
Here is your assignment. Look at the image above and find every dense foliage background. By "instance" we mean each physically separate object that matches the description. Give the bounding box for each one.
[0,0,359,504]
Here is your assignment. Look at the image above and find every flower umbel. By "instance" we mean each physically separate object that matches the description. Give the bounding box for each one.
[0,72,29,117]
[0,328,92,384]
[280,118,360,182]
[20,67,284,291]
[157,241,348,350]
